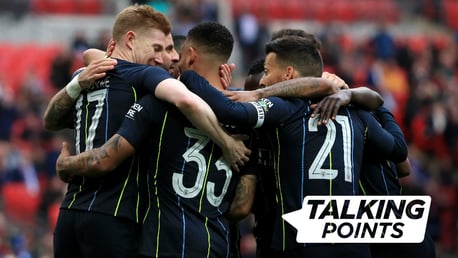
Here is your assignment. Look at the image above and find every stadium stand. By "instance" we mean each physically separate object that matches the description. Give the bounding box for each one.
[0,0,456,257]
[232,0,400,23]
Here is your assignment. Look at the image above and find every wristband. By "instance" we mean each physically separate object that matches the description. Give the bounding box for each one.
[65,75,82,99]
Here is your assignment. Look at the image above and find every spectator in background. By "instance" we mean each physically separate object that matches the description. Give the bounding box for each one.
[71,29,91,57]
[50,47,73,91]
[93,28,111,52]
[2,146,40,196]
[367,58,410,121]
[172,1,199,35]
[70,29,91,70]
[235,8,261,73]
[200,0,218,21]
[0,86,19,141]
[10,233,32,258]
[5,0,29,20]
[10,109,46,154]
[371,22,396,61]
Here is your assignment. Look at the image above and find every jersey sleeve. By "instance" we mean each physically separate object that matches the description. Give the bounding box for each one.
[180,70,310,128]
[140,66,174,94]
[372,106,408,158]
[358,109,408,163]
[117,94,163,149]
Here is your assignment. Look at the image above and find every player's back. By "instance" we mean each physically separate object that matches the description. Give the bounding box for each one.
[251,127,277,257]
[359,108,405,196]
[120,94,248,257]
[62,60,172,222]
[271,106,408,251]
[360,159,402,195]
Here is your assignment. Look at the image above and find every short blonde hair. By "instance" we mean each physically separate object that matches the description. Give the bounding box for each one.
[112,4,171,42]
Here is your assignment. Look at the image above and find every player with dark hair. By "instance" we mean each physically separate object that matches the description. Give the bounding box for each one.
[172,34,187,53]
[244,58,265,91]
[240,58,278,258]
[170,34,186,78]
[55,21,351,257]
[135,21,253,258]
[271,28,319,42]
[181,34,408,257]
[44,6,249,258]
[55,21,254,258]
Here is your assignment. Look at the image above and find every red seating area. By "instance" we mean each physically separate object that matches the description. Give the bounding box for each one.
[31,0,103,15]
[1,183,41,225]
[0,43,61,96]
[232,0,400,23]
[444,0,458,30]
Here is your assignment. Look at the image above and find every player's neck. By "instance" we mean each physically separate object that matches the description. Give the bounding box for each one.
[206,73,224,91]
[110,49,130,63]
[195,66,224,91]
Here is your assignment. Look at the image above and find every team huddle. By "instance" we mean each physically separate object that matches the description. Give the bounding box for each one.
[43,4,436,258]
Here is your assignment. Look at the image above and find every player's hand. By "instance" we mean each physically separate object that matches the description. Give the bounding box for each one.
[222,134,251,172]
[223,90,259,102]
[220,63,235,90]
[322,71,349,89]
[56,142,74,183]
[78,58,117,89]
[311,90,352,125]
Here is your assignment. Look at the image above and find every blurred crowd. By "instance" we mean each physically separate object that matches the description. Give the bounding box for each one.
[0,0,457,257]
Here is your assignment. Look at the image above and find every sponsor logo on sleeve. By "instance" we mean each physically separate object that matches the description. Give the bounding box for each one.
[125,103,144,120]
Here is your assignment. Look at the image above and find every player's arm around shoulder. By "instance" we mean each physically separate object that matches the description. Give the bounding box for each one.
[56,134,135,182]
[155,78,200,111]
[155,78,251,171]
[360,109,408,163]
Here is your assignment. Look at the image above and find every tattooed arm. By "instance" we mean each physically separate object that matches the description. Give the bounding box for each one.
[224,77,340,102]
[257,77,339,99]
[43,58,117,130]
[56,134,135,182]
[226,174,257,222]
[43,87,76,130]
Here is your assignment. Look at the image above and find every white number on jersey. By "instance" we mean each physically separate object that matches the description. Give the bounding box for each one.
[74,89,108,154]
[308,115,353,182]
[172,127,233,207]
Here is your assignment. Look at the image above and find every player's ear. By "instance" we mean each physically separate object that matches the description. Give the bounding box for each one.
[188,46,197,66]
[125,31,135,50]
[285,66,294,80]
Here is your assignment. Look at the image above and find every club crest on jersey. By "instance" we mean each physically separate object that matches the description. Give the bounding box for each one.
[125,103,143,120]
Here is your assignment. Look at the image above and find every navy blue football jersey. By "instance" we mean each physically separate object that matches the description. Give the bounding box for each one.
[359,107,407,196]
[358,107,435,258]
[181,71,408,251]
[118,93,256,258]
[61,59,172,223]
[250,128,277,256]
